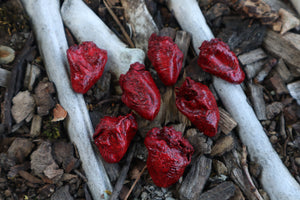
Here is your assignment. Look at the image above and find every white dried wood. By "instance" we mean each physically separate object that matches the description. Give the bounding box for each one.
[167,0,300,199]
[20,0,112,199]
[238,48,267,65]
[61,0,145,80]
[290,0,300,15]
[287,81,300,105]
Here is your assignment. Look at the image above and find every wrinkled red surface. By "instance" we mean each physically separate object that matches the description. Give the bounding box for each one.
[120,62,161,121]
[93,113,137,163]
[147,33,184,86]
[176,77,220,137]
[144,126,194,188]
[67,41,107,94]
[197,38,245,84]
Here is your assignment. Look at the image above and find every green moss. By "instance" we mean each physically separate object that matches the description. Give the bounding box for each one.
[42,116,61,139]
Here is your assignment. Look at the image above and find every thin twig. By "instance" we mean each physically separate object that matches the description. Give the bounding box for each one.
[124,164,147,200]
[109,143,136,200]
[96,96,121,107]
[74,169,88,182]
[241,146,264,200]
[103,0,135,48]
[3,32,35,134]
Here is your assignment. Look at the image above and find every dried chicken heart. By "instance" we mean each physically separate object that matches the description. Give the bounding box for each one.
[176,77,219,137]
[144,126,194,188]
[197,38,245,84]
[67,41,107,94]
[120,62,161,121]
[147,33,184,86]
[93,113,137,163]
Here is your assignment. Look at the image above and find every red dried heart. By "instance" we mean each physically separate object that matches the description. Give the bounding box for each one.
[67,41,107,94]
[147,33,184,86]
[120,62,161,121]
[197,38,245,84]
[144,126,194,188]
[176,77,220,137]
[93,113,138,163]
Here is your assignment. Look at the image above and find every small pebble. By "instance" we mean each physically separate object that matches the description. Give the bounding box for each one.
[269,135,278,144]
[295,157,300,166]
[4,189,11,197]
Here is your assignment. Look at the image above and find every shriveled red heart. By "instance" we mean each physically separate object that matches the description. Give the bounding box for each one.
[197,38,245,84]
[120,62,161,121]
[176,77,220,137]
[67,41,107,94]
[144,126,194,188]
[147,33,184,86]
[93,113,137,163]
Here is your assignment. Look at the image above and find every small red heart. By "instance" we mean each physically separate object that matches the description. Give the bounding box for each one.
[148,33,184,86]
[197,38,245,84]
[67,41,107,94]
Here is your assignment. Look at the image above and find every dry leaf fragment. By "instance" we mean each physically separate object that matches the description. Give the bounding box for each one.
[51,104,68,122]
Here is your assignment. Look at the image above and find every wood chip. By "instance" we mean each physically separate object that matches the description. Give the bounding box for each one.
[249,83,266,120]
[24,63,41,91]
[186,128,212,155]
[30,115,42,137]
[11,90,35,124]
[275,59,292,83]
[53,141,77,173]
[219,107,237,134]
[254,58,277,83]
[185,57,211,82]
[268,72,289,95]
[51,104,67,122]
[238,48,267,65]
[266,102,284,119]
[34,81,56,116]
[263,30,300,71]
[175,30,191,67]
[244,59,266,79]
[279,8,300,35]
[287,81,300,105]
[206,3,230,21]
[30,141,56,176]
[213,159,228,175]
[282,32,300,51]
[19,170,43,184]
[0,68,11,88]
[211,135,235,157]
[7,138,34,163]
[50,185,73,200]
[198,181,235,200]
[179,155,212,200]
[43,162,64,181]
[7,162,30,179]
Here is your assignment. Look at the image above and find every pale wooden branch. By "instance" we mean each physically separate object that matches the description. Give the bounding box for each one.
[20,0,112,199]
[61,0,145,80]
[290,0,300,15]
[167,0,300,199]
